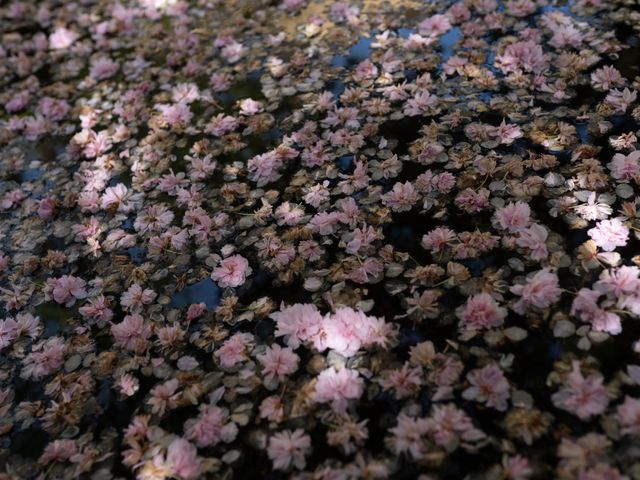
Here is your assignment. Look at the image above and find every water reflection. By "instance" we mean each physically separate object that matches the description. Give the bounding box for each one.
[168,277,221,309]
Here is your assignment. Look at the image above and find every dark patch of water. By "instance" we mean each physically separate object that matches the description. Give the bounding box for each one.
[36,302,72,337]
[127,246,147,265]
[168,278,221,310]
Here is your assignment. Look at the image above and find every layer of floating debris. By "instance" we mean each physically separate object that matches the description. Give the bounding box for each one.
[2,0,640,478]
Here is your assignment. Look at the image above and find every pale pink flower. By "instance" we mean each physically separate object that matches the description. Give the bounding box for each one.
[259,396,284,423]
[326,418,369,455]
[323,307,388,357]
[37,197,57,221]
[147,379,180,416]
[551,361,610,420]
[403,91,439,116]
[39,439,77,463]
[505,0,536,16]
[502,455,533,480]
[549,23,584,49]
[594,266,640,297]
[457,293,506,331]
[121,283,157,312]
[605,88,637,113]
[510,269,562,314]
[171,83,200,104]
[421,227,456,253]
[248,151,284,186]
[495,40,548,74]
[591,65,624,91]
[349,257,384,284]
[462,363,511,411]
[111,313,152,351]
[186,303,207,322]
[427,403,486,447]
[571,288,621,335]
[588,218,629,252]
[156,102,193,128]
[257,343,299,387]
[14,312,40,339]
[418,14,452,36]
[185,404,238,447]
[1,189,26,210]
[38,97,69,121]
[205,113,238,136]
[313,367,364,413]
[220,40,247,63]
[134,204,174,233]
[21,336,65,380]
[211,254,252,288]
[49,27,78,49]
[100,183,134,213]
[495,201,531,233]
[271,303,323,349]
[515,223,549,260]
[455,188,491,213]
[617,396,640,437]
[379,363,423,399]
[166,438,202,480]
[354,59,378,81]
[5,90,29,112]
[0,319,18,350]
[239,98,264,115]
[267,429,311,471]
[491,120,523,145]
[46,275,87,307]
[389,414,430,460]
[382,181,420,212]
[608,151,640,181]
[214,333,251,368]
[89,56,119,80]
[117,374,140,396]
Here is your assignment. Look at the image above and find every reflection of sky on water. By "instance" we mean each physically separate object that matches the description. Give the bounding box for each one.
[168,277,221,309]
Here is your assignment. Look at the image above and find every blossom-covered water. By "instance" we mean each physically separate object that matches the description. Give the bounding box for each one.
[2,0,640,478]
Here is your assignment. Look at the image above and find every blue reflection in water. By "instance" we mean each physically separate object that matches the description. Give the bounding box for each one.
[168,278,221,309]
[575,122,590,144]
[331,35,373,68]
[440,27,462,62]
[20,168,43,182]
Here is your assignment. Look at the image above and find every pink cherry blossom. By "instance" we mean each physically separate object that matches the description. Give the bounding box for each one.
[166,438,202,480]
[457,293,507,331]
[271,303,323,349]
[185,404,238,447]
[462,363,511,411]
[588,218,629,252]
[510,269,562,314]
[495,201,531,233]
[313,367,364,413]
[257,343,300,388]
[214,333,252,368]
[267,429,311,471]
[46,275,87,307]
[551,361,610,419]
[608,151,640,181]
[210,254,252,288]
[111,314,152,351]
